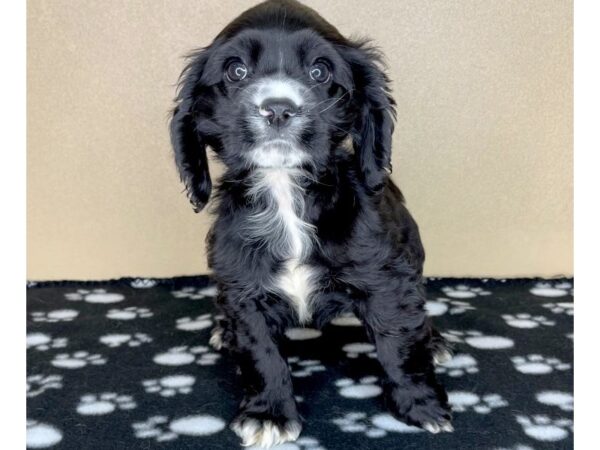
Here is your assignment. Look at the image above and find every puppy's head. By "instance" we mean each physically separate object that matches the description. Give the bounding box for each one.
[171,0,395,212]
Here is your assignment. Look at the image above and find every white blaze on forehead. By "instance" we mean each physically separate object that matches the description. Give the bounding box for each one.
[252,77,304,107]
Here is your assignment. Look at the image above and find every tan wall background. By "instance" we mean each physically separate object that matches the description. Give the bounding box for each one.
[27,0,573,280]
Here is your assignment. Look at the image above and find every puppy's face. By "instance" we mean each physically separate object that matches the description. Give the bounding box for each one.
[189,29,355,170]
[171,4,395,212]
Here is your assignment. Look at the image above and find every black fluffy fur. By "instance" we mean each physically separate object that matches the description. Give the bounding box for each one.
[170,0,451,443]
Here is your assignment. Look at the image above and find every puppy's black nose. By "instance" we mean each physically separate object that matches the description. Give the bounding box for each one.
[259,98,298,127]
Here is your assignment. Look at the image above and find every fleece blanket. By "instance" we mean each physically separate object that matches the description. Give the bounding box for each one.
[26,277,573,449]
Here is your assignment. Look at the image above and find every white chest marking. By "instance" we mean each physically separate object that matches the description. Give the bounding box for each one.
[247,169,318,323]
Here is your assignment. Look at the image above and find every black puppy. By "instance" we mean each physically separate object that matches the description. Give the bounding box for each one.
[170,0,452,446]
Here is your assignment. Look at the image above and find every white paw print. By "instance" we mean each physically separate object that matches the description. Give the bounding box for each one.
[285,327,323,340]
[502,313,555,329]
[65,288,124,304]
[30,309,79,323]
[511,355,571,374]
[106,306,153,320]
[142,375,196,397]
[26,419,63,448]
[342,342,377,359]
[287,357,326,378]
[530,281,573,297]
[171,285,218,300]
[493,445,535,450]
[441,285,491,299]
[132,414,226,442]
[153,345,221,366]
[435,353,479,377]
[330,313,362,326]
[536,391,573,411]
[176,314,213,331]
[515,414,573,442]
[335,376,382,399]
[76,392,136,415]
[27,374,63,397]
[51,351,107,369]
[333,412,423,437]
[247,436,325,450]
[442,330,514,350]
[448,391,508,414]
[27,333,68,352]
[130,278,158,288]
[99,333,152,348]
[426,298,475,316]
[542,302,574,316]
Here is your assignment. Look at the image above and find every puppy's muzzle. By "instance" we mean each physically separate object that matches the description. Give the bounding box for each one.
[259,98,299,128]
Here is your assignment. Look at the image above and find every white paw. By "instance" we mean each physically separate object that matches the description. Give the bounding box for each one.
[502,313,555,328]
[51,351,107,369]
[142,374,196,397]
[335,376,382,399]
[231,418,302,448]
[515,414,573,441]
[436,353,479,377]
[432,348,453,365]
[176,314,213,331]
[511,355,571,374]
[65,288,124,304]
[209,327,224,350]
[76,392,136,415]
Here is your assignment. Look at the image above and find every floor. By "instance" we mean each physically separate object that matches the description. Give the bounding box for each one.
[27,277,573,449]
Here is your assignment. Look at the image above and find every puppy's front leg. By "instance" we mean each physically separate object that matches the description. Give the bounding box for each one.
[226,296,301,448]
[360,284,453,433]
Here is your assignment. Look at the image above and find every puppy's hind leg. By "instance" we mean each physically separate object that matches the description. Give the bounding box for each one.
[429,323,453,365]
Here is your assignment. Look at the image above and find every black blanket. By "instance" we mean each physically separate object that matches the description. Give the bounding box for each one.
[27,277,573,449]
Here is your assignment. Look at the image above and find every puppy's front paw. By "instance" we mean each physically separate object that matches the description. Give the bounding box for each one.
[387,384,453,434]
[231,415,301,448]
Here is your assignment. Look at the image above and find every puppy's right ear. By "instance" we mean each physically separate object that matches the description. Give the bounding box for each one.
[170,49,212,213]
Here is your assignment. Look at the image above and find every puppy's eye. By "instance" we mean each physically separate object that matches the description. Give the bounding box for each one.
[225,61,248,82]
[309,62,330,83]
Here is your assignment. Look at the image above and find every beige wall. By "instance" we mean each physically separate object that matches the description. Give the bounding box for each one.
[27,0,573,280]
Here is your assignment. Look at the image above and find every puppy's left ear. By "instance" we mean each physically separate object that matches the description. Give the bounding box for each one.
[342,43,396,194]
[170,49,213,213]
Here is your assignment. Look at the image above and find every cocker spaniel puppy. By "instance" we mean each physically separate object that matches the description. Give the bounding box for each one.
[170,0,452,447]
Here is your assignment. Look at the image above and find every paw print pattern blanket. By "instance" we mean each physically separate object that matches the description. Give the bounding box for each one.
[27,277,573,449]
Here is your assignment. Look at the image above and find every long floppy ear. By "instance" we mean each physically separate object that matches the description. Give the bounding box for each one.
[170,49,212,213]
[343,43,396,194]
